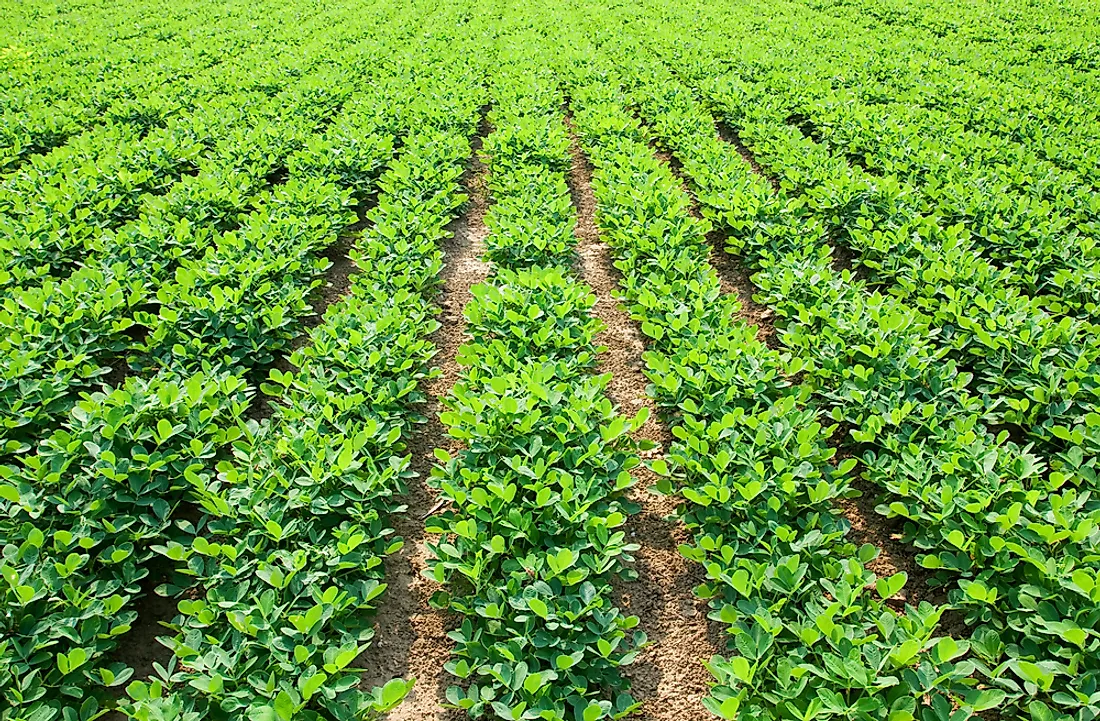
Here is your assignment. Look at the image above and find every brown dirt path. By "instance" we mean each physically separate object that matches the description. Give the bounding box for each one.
[371,117,491,721]
[566,122,720,721]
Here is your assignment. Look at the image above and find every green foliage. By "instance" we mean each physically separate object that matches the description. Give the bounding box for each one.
[570,75,986,720]
[120,46,485,721]
[427,67,645,721]
[603,31,1100,720]
[0,4,487,716]
[6,1,1100,720]
[0,371,249,721]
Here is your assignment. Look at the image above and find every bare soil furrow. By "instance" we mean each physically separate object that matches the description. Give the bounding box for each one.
[308,224,366,324]
[713,120,780,192]
[703,229,778,347]
[374,118,491,721]
[247,210,372,421]
[566,122,719,721]
[837,480,943,607]
[102,560,180,720]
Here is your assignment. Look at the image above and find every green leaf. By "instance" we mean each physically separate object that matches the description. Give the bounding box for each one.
[945,529,966,549]
[964,689,1005,712]
[299,672,327,700]
[274,690,297,720]
[528,598,549,619]
[379,678,413,709]
[336,443,355,471]
[875,572,907,600]
[248,707,276,721]
[933,637,968,663]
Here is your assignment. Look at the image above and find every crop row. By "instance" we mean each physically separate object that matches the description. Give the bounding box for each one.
[0,0,410,175]
[565,68,998,721]
[0,18,489,456]
[0,95,385,721]
[0,12,490,719]
[424,65,647,721]
[634,56,1100,473]
[707,83,1100,462]
[0,7,410,293]
[122,117,482,721]
[613,57,1100,721]
[787,0,1100,185]
[0,0,229,173]
[611,0,1100,299]
[663,42,1100,326]
[635,0,1100,190]
[0,66,386,457]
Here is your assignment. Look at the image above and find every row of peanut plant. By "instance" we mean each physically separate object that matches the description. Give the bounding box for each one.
[0,0,305,173]
[783,0,1100,188]
[0,0,423,292]
[0,13,459,457]
[607,48,1098,721]
[626,0,1100,476]
[0,5,491,718]
[643,9,1100,329]
[565,65,991,721]
[123,72,485,721]
[627,0,1100,190]
[0,50,369,457]
[425,57,648,721]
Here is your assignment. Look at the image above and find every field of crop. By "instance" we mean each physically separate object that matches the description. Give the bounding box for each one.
[2,0,1099,719]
